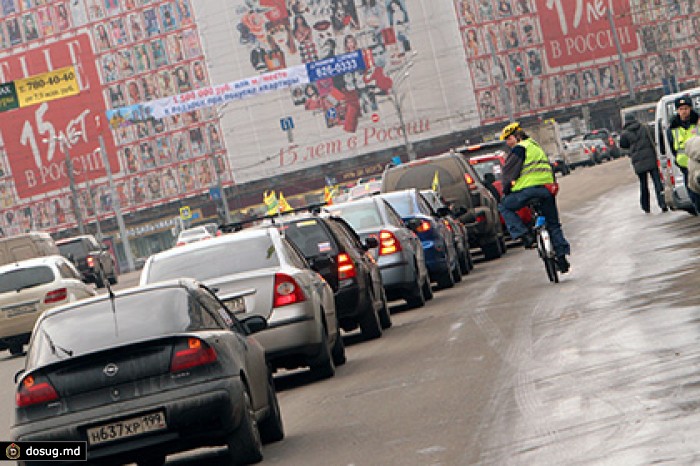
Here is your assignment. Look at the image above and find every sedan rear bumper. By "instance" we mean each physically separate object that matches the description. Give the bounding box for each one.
[11,378,246,464]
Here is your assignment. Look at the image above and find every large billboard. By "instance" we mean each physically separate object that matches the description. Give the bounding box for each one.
[193,0,477,183]
[456,0,700,124]
[0,0,230,236]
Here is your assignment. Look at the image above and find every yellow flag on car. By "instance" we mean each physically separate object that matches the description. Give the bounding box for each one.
[263,190,279,215]
[431,170,440,192]
[323,185,337,205]
[278,192,292,212]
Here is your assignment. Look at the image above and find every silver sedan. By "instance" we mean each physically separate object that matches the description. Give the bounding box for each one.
[140,227,345,379]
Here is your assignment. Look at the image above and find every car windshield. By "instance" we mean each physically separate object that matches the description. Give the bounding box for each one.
[27,288,195,367]
[179,227,208,239]
[329,203,382,230]
[57,241,87,257]
[0,266,54,293]
[145,236,280,282]
[279,219,337,257]
[380,192,416,217]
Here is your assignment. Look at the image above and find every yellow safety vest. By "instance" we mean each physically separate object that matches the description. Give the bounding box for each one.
[673,125,697,168]
[512,138,554,192]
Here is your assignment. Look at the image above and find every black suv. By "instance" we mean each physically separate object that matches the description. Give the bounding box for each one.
[272,211,391,340]
[382,152,506,260]
[583,128,621,159]
[56,235,118,288]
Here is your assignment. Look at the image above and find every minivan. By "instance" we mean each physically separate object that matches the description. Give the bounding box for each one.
[654,86,700,213]
[0,232,59,266]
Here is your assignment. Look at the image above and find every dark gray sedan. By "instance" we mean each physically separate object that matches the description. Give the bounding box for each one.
[326,196,433,308]
[10,279,283,466]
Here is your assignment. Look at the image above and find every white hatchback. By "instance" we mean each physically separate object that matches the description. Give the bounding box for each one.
[0,255,97,355]
[175,225,217,246]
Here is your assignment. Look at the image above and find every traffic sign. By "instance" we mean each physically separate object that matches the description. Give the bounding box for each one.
[179,206,191,220]
[209,187,221,200]
[371,113,379,123]
[280,117,294,131]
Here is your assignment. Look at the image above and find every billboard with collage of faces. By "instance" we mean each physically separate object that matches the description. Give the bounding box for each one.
[0,0,227,236]
[455,0,700,125]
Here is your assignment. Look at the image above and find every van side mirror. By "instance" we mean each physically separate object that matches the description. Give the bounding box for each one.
[364,237,379,250]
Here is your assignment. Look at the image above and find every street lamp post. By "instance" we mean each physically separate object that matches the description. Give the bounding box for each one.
[213,105,233,224]
[387,54,418,161]
[45,135,85,235]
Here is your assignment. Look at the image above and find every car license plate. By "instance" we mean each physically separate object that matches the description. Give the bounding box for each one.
[86,411,167,446]
[3,303,37,318]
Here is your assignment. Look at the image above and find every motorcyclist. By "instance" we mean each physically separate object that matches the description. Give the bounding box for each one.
[497,122,571,273]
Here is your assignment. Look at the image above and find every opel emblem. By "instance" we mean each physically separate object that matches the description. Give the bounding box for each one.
[103,363,119,377]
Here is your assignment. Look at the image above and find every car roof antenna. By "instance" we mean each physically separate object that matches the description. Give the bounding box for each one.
[97,262,118,336]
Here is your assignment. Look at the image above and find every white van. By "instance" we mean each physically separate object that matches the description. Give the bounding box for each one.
[0,232,59,266]
[654,87,700,213]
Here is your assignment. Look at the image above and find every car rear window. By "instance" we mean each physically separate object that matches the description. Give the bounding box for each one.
[27,288,207,366]
[0,266,54,293]
[380,192,415,217]
[57,241,88,257]
[384,161,458,192]
[328,203,382,230]
[144,236,280,283]
[280,219,337,257]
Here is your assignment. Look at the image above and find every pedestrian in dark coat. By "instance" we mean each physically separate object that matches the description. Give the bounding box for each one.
[619,113,668,213]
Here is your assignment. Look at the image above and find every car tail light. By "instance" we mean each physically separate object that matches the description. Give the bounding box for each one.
[176,241,186,247]
[216,231,222,237]
[608,137,614,146]
[44,288,67,304]
[415,220,432,233]
[442,219,453,232]
[336,253,357,280]
[601,146,607,152]
[273,273,306,307]
[170,338,217,373]
[378,230,402,256]
[16,375,58,408]
[463,173,477,190]
[87,256,95,268]
[584,147,590,154]
[476,213,486,223]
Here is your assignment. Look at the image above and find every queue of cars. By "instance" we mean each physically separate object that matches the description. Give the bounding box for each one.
[11,139,602,464]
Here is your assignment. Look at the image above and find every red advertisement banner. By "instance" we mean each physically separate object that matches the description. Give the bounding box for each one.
[0,34,118,200]
[536,0,639,68]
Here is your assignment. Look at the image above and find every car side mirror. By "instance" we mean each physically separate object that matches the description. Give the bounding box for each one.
[240,315,268,335]
[436,206,451,217]
[404,218,423,231]
[364,237,379,250]
[459,211,476,224]
[308,255,332,270]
